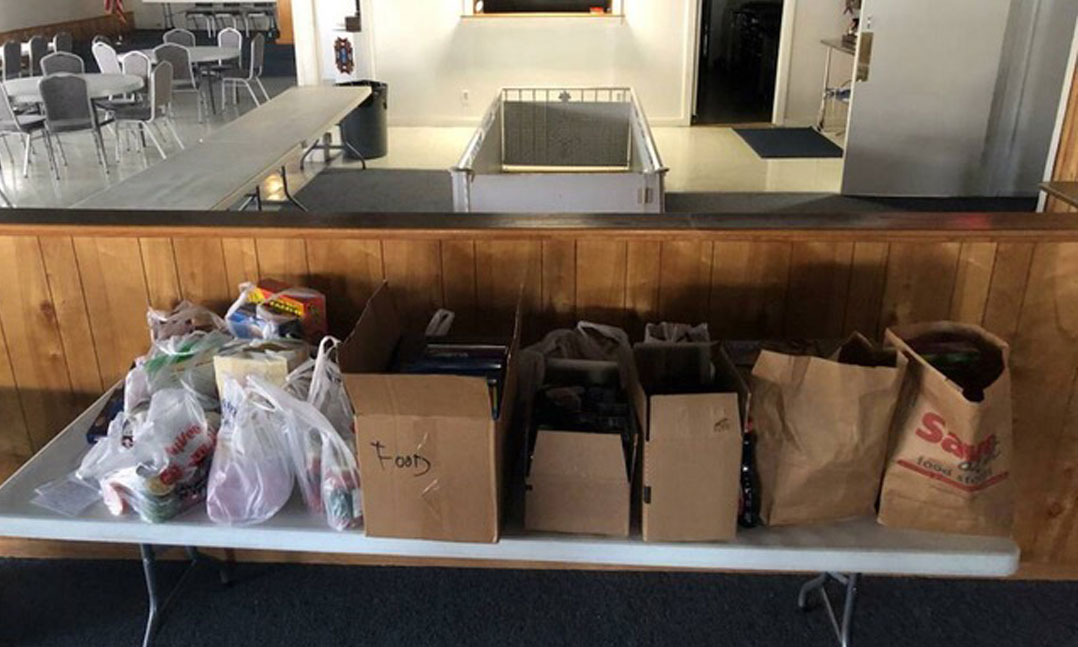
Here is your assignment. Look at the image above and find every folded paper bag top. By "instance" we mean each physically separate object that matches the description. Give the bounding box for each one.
[878,322,1013,537]
[750,334,906,527]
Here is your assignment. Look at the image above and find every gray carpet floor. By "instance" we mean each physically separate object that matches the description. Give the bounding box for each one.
[1,558,1075,646]
[292,169,1036,213]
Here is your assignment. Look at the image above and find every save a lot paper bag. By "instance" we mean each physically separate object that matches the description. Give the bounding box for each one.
[878,323,1014,537]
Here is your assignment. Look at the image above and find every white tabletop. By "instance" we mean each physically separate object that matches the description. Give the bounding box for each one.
[141,46,241,65]
[2,73,143,103]
[0,387,1020,577]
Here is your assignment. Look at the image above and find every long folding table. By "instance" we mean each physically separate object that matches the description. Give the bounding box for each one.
[0,388,1020,647]
[71,85,371,211]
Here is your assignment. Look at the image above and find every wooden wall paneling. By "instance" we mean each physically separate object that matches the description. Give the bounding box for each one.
[439,240,478,334]
[220,238,261,290]
[381,240,444,328]
[949,243,998,324]
[575,240,626,327]
[475,240,541,337]
[139,238,182,310]
[625,241,661,338]
[659,240,714,328]
[982,243,1036,341]
[877,243,961,330]
[255,239,310,286]
[38,237,104,403]
[783,242,853,339]
[0,237,78,450]
[0,291,34,459]
[842,242,889,338]
[1038,374,1078,563]
[73,238,152,386]
[306,239,385,339]
[1050,57,1078,186]
[541,240,577,330]
[1008,243,1078,563]
[171,238,233,314]
[709,241,790,339]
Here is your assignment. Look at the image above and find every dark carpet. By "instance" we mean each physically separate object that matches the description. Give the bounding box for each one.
[734,128,845,159]
[292,169,1035,213]
[0,558,1075,646]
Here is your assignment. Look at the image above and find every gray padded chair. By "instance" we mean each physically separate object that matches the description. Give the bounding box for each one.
[1,41,21,81]
[120,51,152,86]
[39,74,109,175]
[221,33,269,106]
[52,31,74,53]
[41,52,85,76]
[154,43,205,122]
[92,41,121,75]
[0,86,55,178]
[114,61,184,159]
[163,28,197,47]
[27,36,48,78]
[186,4,217,38]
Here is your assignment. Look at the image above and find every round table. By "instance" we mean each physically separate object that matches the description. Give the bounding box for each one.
[140,46,241,65]
[1,73,144,103]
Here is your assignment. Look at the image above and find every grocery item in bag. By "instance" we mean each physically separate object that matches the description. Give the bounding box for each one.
[226,279,327,342]
[751,334,906,526]
[206,379,294,526]
[147,300,227,343]
[878,323,1013,536]
[213,338,311,414]
[125,330,235,414]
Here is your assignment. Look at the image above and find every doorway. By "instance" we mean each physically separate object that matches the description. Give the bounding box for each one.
[693,0,784,125]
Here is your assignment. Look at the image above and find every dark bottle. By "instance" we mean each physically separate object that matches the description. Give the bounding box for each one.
[739,430,761,528]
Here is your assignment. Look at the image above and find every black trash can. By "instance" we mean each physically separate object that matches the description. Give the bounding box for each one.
[337,80,388,160]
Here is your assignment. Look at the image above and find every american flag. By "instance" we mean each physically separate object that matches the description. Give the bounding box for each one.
[104,0,128,26]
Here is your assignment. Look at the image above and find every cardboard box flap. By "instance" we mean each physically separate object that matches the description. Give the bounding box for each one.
[647,392,741,440]
[340,281,401,374]
[530,430,628,482]
[347,373,495,419]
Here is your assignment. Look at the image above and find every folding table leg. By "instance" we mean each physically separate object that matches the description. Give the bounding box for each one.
[797,572,860,647]
[0,186,12,207]
[139,544,234,647]
[279,165,308,212]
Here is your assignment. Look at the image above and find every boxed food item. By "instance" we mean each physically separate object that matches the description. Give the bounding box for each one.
[340,282,521,543]
[226,279,327,343]
[634,341,748,542]
[878,322,1013,536]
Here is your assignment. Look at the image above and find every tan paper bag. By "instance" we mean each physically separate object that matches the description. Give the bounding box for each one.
[878,323,1013,536]
[751,335,906,526]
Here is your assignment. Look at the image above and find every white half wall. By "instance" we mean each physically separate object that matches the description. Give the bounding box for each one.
[0,0,105,31]
[774,0,851,126]
[295,0,699,126]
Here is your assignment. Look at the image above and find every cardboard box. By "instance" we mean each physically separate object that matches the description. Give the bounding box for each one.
[634,342,748,542]
[340,282,521,543]
[524,357,645,538]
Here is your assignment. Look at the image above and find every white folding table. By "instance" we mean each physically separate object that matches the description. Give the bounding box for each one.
[2,74,144,104]
[0,387,1020,647]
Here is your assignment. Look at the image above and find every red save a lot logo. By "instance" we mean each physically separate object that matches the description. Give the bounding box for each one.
[896,412,1008,493]
[914,412,1000,466]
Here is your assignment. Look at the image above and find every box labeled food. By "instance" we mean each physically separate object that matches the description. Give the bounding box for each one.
[635,342,748,542]
[340,282,521,543]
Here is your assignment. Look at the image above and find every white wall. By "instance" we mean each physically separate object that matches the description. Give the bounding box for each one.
[0,0,105,31]
[982,0,1078,196]
[775,0,851,126]
[296,0,698,126]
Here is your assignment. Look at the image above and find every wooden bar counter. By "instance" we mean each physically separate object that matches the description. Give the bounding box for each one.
[0,209,1075,576]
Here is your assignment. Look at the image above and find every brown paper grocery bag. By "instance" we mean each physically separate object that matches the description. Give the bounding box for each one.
[751,335,906,526]
[878,323,1013,537]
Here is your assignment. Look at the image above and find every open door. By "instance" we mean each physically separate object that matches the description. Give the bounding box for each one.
[841,0,1011,196]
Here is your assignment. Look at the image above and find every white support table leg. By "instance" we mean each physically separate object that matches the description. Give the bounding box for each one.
[798,571,860,647]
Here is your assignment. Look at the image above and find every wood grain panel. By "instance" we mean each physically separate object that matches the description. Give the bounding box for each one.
[255,239,309,285]
[172,238,232,313]
[73,238,152,386]
[1008,243,1078,561]
[575,240,626,325]
[0,300,34,458]
[439,240,478,334]
[949,242,997,324]
[843,242,889,337]
[220,238,260,289]
[139,238,182,311]
[306,239,384,339]
[476,240,541,330]
[1049,60,1078,188]
[659,241,713,326]
[381,240,443,328]
[878,243,961,330]
[625,241,661,339]
[38,237,103,400]
[982,243,1035,341]
[542,240,576,329]
[0,237,77,449]
[709,241,790,339]
[784,242,852,338]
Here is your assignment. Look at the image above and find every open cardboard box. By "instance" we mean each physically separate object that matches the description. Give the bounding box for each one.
[524,356,647,538]
[634,342,749,542]
[340,282,522,543]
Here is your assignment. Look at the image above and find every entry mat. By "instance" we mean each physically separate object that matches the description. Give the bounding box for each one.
[734,127,844,159]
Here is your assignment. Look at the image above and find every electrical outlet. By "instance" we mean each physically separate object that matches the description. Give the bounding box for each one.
[461,89,470,105]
